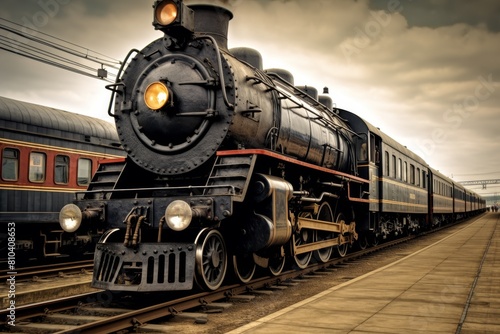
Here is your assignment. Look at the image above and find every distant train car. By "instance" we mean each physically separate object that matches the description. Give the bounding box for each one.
[0,96,124,264]
[429,168,454,226]
[453,181,467,220]
[468,190,482,213]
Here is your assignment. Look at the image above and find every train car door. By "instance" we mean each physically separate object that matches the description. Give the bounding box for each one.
[365,132,381,238]
[354,131,380,209]
[427,169,433,229]
[369,132,381,213]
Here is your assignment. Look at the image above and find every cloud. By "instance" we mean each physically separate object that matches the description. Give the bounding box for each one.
[214,0,500,184]
[370,0,500,32]
[1,0,499,199]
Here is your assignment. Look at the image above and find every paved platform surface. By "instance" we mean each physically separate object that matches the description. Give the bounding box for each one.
[228,213,500,333]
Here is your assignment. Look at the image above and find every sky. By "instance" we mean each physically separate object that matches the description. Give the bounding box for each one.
[1,0,499,201]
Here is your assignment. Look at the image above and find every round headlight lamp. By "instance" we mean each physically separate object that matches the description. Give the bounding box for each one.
[59,204,82,233]
[155,1,178,26]
[144,81,170,110]
[165,200,192,231]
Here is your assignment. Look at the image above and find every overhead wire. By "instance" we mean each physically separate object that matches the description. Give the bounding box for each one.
[0,43,115,82]
[0,17,122,67]
[454,171,500,177]
[0,17,121,82]
[0,35,104,73]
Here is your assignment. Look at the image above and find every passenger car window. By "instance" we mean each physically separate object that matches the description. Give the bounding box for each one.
[397,158,402,180]
[29,152,46,182]
[55,155,69,184]
[77,158,92,185]
[1,148,19,181]
[403,161,407,182]
[392,155,396,178]
[384,151,389,176]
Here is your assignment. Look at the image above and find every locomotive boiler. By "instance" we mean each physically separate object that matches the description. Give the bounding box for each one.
[115,4,353,177]
[59,0,378,292]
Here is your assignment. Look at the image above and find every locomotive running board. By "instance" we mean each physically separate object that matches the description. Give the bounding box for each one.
[217,149,369,185]
[217,149,370,204]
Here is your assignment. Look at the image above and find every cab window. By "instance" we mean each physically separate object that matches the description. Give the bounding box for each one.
[369,133,376,163]
[356,134,368,162]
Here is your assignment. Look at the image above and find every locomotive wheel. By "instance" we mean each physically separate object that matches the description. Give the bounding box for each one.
[232,253,256,283]
[357,233,369,250]
[336,213,349,258]
[370,231,380,246]
[293,212,313,269]
[269,255,286,276]
[194,229,227,291]
[338,243,348,257]
[313,202,334,263]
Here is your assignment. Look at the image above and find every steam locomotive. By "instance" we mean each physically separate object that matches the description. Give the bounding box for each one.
[59,0,485,292]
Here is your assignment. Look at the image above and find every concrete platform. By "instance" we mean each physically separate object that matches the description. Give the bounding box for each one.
[228,213,500,333]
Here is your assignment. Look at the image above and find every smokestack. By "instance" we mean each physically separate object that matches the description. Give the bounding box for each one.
[189,5,233,50]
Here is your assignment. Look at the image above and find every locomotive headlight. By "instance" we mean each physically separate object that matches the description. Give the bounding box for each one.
[144,81,170,110]
[155,0,178,25]
[152,0,194,36]
[59,204,82,233]
[165,200,192,231]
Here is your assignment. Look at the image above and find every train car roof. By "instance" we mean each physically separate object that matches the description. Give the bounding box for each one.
[428,166,453,184]
[337,108,484,201]
[428,167,477,195]
[337,108,428,167]
[0,96,119,142]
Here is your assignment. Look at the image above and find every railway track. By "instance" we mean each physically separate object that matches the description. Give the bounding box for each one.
[0,234,416,333]
[0,260,94,282]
